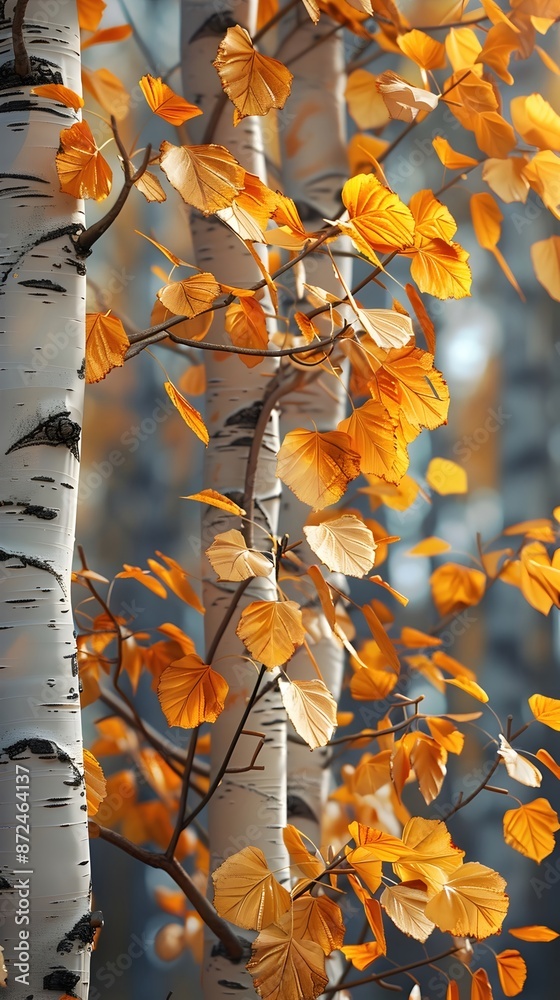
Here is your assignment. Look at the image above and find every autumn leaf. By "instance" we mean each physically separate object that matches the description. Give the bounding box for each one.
[80,23,132,49]
[368,345,450,439]
[159,141,244,214]
[248,923,327,1000]
[338,400,404,484]
[345,69,390,130]
[164,381,209,446]
[511,93,560,149]
[495,950,527,997]
[236,600,305,668]
[291,895,344,956]
[206,529,272,582]
[56,120,112,201]
[78,0,106,31]
[471,968,493,1000]
[497,735,542,787]
[278,677,337,749]
[432,136,478,170]
[84,749,107,816]
[86,312,129,384]
[158,654,229,728]
[377,70,439,122]
[183,490,246,517]
[424,862,509,939]
[134,170,167,203]
[408,537,451,557]
[397,29,446,70]
[426,457,467,495]
[393,817,465,893]
[139,74,202,124]
[340,173,416,261]
[508,925,559,942]
[407,238,472,300]
[430,563,486,616]
[81,66,130,121]
[303,512,376,577]
[115,564,167,599]
[277,429,361,510]
[212,846,291,930]
[225,297,269,367]
[283,826,324,881]
[528,692,560,729]
[409,734,448,804]
[445,677,489,703]
[157,273,221,318]
[32,84,84,109]
[531,236,560,301]
[503,798,559,862]
[148,552,204,613]
[380,883,435,942]
[214,25,293,123]
[536,748,560,779]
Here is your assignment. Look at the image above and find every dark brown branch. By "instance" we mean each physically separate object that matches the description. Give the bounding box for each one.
[12,0,31,78]
[323,947,460,996]
[92,822,244,960]
[442,757,500,820]
[166,727,198,860]
[76,118,151,255]
[125,328,344,362]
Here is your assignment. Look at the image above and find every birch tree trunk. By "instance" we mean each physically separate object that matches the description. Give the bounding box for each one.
[181,4,289,996]
[0,3,92,999]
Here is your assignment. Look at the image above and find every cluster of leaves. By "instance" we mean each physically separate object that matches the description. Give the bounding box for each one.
[48,0,560,997]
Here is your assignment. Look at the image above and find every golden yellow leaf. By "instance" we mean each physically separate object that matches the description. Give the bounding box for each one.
[496,950,527,997]
[86,312,129,384]
[340,173,416,259]
[225,297,268,367]
[134,170,167,203]
[362,602,400,672]
[81,66,130,120]
[148,552,204,614]
[346,850,383,896]
[159,141,244,215]
[115,564,167,599]
[139,74,202,125]
[183,489,246,517]
[426,717,465,755]
[430,563,486,616]
[345,69,390,130]
[349,821,409,859]
[342,891,386,969]
[445,677,489,703]
[477,22,519,84]
[350,665,399,701]
[508,925,559,942]
[248,923,327,1000]
[497,735,542,787]
[179,364,206,395]
[56,120,112,201]
[400,626,442,647]
[164,381,209,446]
[445,27,482,71]
[471,968,493,1000]
[158,654,228,728]
[206,529,272,582]
[408,537,451,556]
[393,817,465,893]
[531,235,560,301]
[351,749,393,795]
[277,428,361,510]
[410,734,447,804]
[503,798,559,862]
[303,512,376,577]
[482,157,530,203]
[282,826,324,881]
[352,305,414,350]
[377,70,439,122]
[338,400,404,484]
[410,189,457,243]
[404,282,436,353]
[408,238,472,299]
[523,150,560,218]
[32,84,84,108]
[212,846,291,930]
[348,132,390,177]
[214,25,293,123]
[529,692,560,730]
[278,677,337,749]
[474,111,517,159]
[84,749,106,817]
[369,345,450,437]
[397,29,446,69]
[426,457,467,495]
[511,93,560,149]
[432,136,479,170]
[158,273,220,318]
[78,0,106,31]
[236,600,305,668]
[301,0,320,21]
[380,883,435,942]
[424,862,509,939]
[291,895,344,956]
[535,748,560,779]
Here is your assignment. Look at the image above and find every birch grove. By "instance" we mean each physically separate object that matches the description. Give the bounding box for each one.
[2,2,560,1000]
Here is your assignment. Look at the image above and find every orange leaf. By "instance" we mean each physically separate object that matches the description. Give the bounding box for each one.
[206,529,272,582]
[213,25,293,123]
[248,923,327,1000]
[158,654,228,728]
[404,282,436,353]
[408,537,451,557]
[115,564,167,599]
[304,512,376,577]
[536,748,560,779]
[291,895,344,956]
[139,74,202,125]
[32,84,84,109]
[482,157,530,203]
[495,950,527,997]
[157,273,220,318]
[503,798,559,862]
[340,172,416,260]
[78,0,106,31]
[236,600,305,668]
[408,238,472,299]
[56,120,112,201]
[134,170,167,203]
[531,235,560,301]
[426,457,467,495]
[277,428,361,510]
[148,552,204,613]
[159,141,244,215]
[345,69,390,130]
[283,826,324,881]
[338,399,404,484]
[424,862,509,939]
[445,677,489,703]
[523,150,560,218]
[397,29,446,70]
[471,968,493,1000]
[430,563,486,616]
[81,66,130,121]
[84,749,107,816]
[394,816,465,893]
[361,602,400,672]
[81,23,132,48]
[225,297,268,367]
[212,846,291,930]
[528,692,560,730]
[508,925,559,942]
[164,381,209,445]
[182,489,246,517]
[432,136,478,170]
[85,312,129,384]
[427,717,464,755]
[511,93,560,149]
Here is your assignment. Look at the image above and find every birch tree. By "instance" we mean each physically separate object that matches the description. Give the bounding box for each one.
[0,2,93,997]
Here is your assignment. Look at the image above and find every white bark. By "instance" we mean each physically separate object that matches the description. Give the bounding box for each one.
[0,3,92,999]
[181,4,289,996]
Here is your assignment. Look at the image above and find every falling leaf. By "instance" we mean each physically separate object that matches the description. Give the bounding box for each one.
[214,25,293,123]
[380,883,435,942]
[78,0,106,31]
[81,23,133,48]
[432,136,478,170]
[206,529,272,581]
[304,512,376,577]
[528,693,560,730]
[159,141,244,215]
[86,312,129,384]
[278,677,337,749]
[183,490,246,517]
[531,236,560,301]
[32,84,84,109]
[56,120,112,201]
[236,600,305,668]
[408,537,451,556]
[158,654,229,728]
[81,66,130,120]
[503,798,559,862]
[248,923,327,1000]
[212,846,291,930]
[377,70,439,122]
[430,563,486,616]
[426,457,467,495]
[495,950,527,997]
[424,862,509,938]
[139,74,202,125]
[277,429,361,510]
[497,735,542,787]
[508,925,559,942]
[84,749,106,816]
[157,273,220,318]
[164,381,209,446]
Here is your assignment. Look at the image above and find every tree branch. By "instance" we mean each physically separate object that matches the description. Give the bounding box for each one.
[12,0,31,79]
[323,947,460,995]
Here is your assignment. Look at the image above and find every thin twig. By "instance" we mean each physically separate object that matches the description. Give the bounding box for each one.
[323,947,460,996]
[166,727,198,859]
[12,0,31,79]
